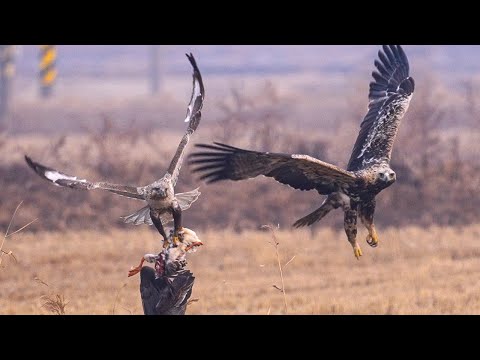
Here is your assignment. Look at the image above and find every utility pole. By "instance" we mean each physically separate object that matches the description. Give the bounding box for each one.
[150,45,161,95]
[0,45,15,125]
[39,45,57,98]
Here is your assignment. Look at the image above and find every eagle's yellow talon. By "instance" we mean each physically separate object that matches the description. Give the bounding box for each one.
[354,247,363,259]
[366,233,379,248]
[172,235,181,246]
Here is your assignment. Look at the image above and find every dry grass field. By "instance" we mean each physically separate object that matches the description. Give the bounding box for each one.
[2,224,480,315]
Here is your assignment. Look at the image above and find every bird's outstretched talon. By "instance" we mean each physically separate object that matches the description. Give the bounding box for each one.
[366,233,379,248]
[128,257,145,277]
[184,241,203,252]
[172,235,181,246]
[353,246,363,260]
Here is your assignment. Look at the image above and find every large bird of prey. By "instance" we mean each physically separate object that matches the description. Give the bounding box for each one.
[25,53,205,246]
[131,228,200,315]
[138,250,195,315]
[189,45,414,259]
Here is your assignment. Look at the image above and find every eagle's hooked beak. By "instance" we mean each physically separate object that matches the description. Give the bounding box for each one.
[152,187,167,198]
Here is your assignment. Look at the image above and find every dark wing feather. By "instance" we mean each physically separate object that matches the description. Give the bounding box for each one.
[169,269,195,310]
[140,266,195,315]
[167,53,205,186]
[189,142,357,195]
[347,45,415,171]
[25,155,145,200]
[140,267,171,315]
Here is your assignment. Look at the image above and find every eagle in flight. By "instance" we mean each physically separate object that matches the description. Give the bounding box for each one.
[189,45,414,259]
[25,53,205,246]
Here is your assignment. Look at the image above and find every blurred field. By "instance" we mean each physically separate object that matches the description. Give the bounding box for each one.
[1,225,480,315]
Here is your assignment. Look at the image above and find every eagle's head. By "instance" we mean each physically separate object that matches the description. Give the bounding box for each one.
[376,165,396,188]
[151,186,167,199]
[150,179,174,199]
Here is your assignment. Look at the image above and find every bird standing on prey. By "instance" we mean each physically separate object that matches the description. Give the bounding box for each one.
[129,227,201,315]
[25,53,205,247]
[137,249,196,315]
[189,45,414,259]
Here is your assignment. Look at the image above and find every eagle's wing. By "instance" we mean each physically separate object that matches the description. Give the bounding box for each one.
[167,53,205,186]
[25,155,145,200]
[347,45,415,171]
[140,267,167,315]
[169,270,195,310]
[140,267,194,315]
[189,142,357,195]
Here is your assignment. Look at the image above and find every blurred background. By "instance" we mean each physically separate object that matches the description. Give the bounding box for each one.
[0,45,480,230]
[1,45,479,232]
[2,45,480,315]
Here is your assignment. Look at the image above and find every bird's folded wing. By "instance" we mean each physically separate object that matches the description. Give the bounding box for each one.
[189,142,357,194]
[25,155,145,200]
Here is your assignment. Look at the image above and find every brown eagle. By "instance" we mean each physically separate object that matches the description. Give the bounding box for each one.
[25,53,205,246]
[189,45,414,259]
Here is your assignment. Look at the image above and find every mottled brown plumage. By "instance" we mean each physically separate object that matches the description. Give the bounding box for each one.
[189,45,414,258]
[25,53,205,246]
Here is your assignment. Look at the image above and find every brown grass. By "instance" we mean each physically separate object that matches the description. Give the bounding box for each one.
[262,224,289,314]
[1,224,480,314]
[1,201,37,268]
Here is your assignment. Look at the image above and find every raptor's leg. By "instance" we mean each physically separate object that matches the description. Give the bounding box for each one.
[150,209,169,248]
[344,202,362,259]
[171,203,183,246]
[359,199,379,248]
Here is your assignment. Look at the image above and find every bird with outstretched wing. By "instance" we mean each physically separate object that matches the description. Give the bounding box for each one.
[25,53,205,247]
[189,45,414,259]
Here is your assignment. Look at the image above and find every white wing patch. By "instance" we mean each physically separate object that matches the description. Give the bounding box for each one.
[357,94,412,161]
[184,78,203,123]
[44,170,87,185]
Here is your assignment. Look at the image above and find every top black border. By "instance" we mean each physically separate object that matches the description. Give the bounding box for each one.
[2,10,480,44]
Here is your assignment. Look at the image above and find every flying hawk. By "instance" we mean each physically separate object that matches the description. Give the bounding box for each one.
[25,53,205,246]
[189,45,414,259]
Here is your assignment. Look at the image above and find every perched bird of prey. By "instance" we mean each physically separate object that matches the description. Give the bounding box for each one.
[138,252,196,315]
[128,227,203,277]
[25,53,205,246]
[189,45,414,259]
[130,227,201,315]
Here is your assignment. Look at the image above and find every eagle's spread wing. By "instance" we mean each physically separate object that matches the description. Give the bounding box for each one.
[189,142,357,195]
[167,53,205,186]
[347,45,415,171]
[25,155,145,200]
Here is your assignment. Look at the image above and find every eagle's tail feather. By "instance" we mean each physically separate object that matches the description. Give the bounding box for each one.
[176,188,201,210]
[121,206,154,226]
[121,188,200,227]
[293,195,343,228]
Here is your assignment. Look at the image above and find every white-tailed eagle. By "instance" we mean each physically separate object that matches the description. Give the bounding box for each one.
[189,45,414,259]
[25,53,205,246]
